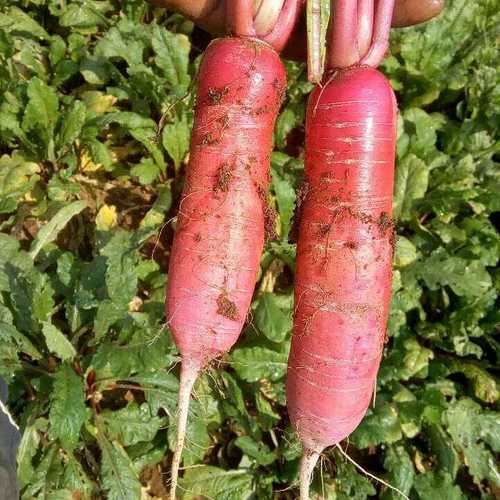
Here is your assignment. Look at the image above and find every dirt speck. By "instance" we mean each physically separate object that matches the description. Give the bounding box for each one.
[217,293,239,321]
[206,86,229,105]
[251,105,272,116]
[214,162,233,193]
[193,232,202,242]
[199,132,221,146]
[378,211,393,235]
[317,223,331,238]
[344,240,357,250]
[272,78,286,105]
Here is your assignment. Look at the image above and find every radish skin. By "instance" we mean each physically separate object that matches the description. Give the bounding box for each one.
[166,37,286,499]
[289,64,397,500]
[288,63,396,454]
[287,1,399,497]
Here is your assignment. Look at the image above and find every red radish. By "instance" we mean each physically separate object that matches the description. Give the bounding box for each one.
[165,2,299,498]
[286,1,400,498]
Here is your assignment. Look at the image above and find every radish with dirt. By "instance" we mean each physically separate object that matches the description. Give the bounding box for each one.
[165,1,300,498]
[285,1,403,498]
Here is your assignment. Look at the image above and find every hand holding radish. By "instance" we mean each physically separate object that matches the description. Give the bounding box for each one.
[147,0,445,60]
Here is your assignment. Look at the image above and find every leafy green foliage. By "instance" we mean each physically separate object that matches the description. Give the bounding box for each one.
[0,0,498,498]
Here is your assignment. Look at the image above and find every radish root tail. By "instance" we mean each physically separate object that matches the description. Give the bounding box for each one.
[169,361,200,500]
[299,448,320,500]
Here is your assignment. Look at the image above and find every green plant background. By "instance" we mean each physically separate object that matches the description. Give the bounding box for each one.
[0,0,498,498]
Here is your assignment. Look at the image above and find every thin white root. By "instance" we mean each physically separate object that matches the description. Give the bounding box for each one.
[335,444,409,500]
[169,361,200,500]
[299,448,321,500]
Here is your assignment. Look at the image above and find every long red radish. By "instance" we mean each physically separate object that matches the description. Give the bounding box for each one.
[285,1,402,498]
[165,2,299,498]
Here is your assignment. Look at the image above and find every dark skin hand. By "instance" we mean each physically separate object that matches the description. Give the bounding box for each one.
[147,0,445,59]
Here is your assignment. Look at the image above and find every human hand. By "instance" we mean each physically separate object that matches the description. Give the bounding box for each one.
[147,0,445,59]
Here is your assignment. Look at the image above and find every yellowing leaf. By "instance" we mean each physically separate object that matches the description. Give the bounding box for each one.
[80,149,102,172]
[81,91,117,114]
[96,204,118,231]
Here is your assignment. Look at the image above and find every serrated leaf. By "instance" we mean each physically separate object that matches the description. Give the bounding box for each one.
[414,472,465,500]
[42,322,76,360]
[130,157,161,185]
[22,77,59,157]
[59,0,111,30]
[0,6,49,40]
[394,236,417,268]
[382,446,414,499]
[230,343,288,382]
[100,230,138,307]
[99,433,142,500]
[234,436,276,466]
[49,364,88,451]
[17,422,40,487]
[351,403,402,448]
[151,24,190,91]
[419,249,492,298]
[57,100,86,152]
[29,201,87,259]
[444,399,500,486]
[179,466,254,500]
[102,402,164,446]
[255,293,292,343]
[162,112,190,169]
[393,154,429,221]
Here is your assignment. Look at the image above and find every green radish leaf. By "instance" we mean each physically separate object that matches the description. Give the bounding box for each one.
[418,248,492,298]
[427,425,460,478]
[22,77,59,157]
[162,112,190,169]
[393,154,429,221]
[414,472,466,500]
[57,100,86,152]
[100,229,138,307]
[255,293,292,343]
[101,402,164,447]
[42,322,76,360]
[49,364,89,452]
[382,446,414,499]
[234,436,276,466]
[179,466,255,500]
[0,6,50,40]
[16,420,42,487]
[99,434,142,500]
[59,0,112,31]
[29,201,87,259]
[230,343,289,382]
[151,24,191,92]
[444,399,500,486]
[394,236,417,268]
[350,403,403,448]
